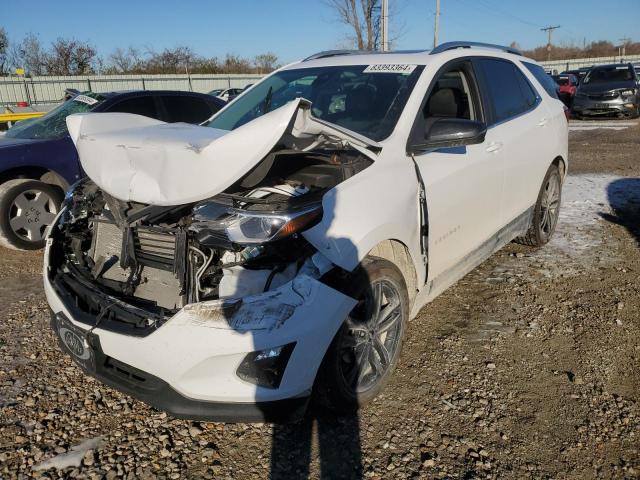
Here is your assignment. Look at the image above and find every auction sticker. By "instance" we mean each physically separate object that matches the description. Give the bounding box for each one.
[364,64,417,74]
[73,94,99,105]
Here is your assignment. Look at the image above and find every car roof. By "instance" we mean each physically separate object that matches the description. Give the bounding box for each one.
[282,42,537,71]
[589,63,634,70]
[98,89,214,99]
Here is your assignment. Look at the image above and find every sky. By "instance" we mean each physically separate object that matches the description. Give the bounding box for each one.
[1,0,638,64]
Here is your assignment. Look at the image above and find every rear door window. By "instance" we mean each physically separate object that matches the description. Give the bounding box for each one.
[523,62,560,99]
[477,58,539,124]
[160,95,218,123]
[107,96,159,119]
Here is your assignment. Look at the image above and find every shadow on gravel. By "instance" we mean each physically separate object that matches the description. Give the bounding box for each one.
[601,178,640,247]
[270,410,363,479]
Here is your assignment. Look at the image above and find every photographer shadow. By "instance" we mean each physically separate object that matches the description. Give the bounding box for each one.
[600,177,640,248]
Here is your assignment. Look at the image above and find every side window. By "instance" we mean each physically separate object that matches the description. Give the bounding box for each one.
[161,95,216,124]
[422,67,477,123]
[409,62,480,147]
[478,59,539,124]
[522,61,559,99]
[107,96,159,119]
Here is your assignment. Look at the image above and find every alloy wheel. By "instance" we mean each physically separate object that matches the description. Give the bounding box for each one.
[540,173,561,236]
[338,279,404,393]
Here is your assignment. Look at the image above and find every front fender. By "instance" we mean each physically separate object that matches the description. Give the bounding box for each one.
[302,161,424,283]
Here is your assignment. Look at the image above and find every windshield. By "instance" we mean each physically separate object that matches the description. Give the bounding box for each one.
[6,92,105,140]
[206,64,424,141]
[552,76,569,86]
[583,66,635,84]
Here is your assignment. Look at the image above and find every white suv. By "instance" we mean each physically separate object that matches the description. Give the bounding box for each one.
[45,42,567,422]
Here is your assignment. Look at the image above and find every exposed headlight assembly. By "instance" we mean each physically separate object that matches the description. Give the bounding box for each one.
[191,201,322,245]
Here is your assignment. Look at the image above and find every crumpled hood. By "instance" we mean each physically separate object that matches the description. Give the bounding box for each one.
[66,99,380,206]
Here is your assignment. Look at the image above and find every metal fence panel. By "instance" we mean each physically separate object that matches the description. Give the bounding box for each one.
[0,73,264,107]
[540,54,640,72]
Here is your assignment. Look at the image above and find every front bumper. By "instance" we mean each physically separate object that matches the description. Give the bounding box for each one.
[44,239,357,422]
[572,95,638,116]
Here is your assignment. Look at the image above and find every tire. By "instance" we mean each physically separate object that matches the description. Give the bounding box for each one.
[0,179,64,250]
[315,256,409,414]
[515,163,562,247]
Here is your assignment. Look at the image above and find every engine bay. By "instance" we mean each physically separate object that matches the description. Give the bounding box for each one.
[49,148,371,334]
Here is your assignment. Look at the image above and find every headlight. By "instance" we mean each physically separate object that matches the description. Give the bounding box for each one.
[191,201,322,245]
[620,89,637,97]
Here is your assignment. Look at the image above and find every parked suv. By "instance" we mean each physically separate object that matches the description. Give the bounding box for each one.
[0,90,224,250]
[572,63,639,118]
[45,43,567,422]
[552,73,578,107]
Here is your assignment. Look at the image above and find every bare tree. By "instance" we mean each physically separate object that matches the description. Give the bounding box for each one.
[253,53,279,73]
[45,38,97,75]
[8,33,48,75]
[323,0,406,50]
[107,47,144,73]
[0,27,8,74]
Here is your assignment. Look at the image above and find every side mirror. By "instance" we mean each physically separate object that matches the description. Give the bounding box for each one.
[412,118,487,152]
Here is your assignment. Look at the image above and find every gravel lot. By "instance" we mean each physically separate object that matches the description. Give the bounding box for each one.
[1,121,639,479]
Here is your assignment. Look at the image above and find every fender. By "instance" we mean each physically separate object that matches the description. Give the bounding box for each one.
[303,160,426,286]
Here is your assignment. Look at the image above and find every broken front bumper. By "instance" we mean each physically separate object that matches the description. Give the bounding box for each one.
[44,239,356,422]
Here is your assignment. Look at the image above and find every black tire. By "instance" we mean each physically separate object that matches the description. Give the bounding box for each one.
[314,256,409,414]
[515,163,562,247]
[0,179,64,250]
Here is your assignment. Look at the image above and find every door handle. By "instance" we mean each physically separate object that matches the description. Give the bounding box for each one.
[537,118,548,126]
[486,141,503,153]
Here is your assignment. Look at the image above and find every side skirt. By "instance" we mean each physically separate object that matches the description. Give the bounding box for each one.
[410,206,533,318]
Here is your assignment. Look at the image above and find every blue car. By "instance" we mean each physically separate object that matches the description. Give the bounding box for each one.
[0,90,225,250]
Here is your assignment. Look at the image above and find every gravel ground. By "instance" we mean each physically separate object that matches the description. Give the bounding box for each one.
[1,124,639,479]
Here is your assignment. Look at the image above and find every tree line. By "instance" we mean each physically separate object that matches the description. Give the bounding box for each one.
[0,28,279,76]
[514,40,640,62]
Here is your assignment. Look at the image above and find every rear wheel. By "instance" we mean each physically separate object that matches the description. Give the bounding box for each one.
[0,179,63,250]
[315,257,409,414]
[515,163,562,247]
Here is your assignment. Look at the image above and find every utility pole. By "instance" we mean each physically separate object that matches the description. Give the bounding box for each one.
[619,37,631,59]
[541,25,560,61]
[433,0,441,48]
[380,0,389,52]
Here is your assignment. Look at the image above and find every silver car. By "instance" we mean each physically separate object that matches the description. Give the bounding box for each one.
[572,63,640,118]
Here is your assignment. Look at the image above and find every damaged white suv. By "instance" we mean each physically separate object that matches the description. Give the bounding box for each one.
[45,42,567,422]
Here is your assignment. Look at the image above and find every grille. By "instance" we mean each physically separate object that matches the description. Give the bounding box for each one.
[587,92,617,101]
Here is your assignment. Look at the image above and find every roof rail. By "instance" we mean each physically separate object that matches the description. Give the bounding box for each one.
[303,50,371,61]
[430,41,522,56]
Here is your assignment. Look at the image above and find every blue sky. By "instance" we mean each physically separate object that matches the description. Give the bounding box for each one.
[1,0,638,63]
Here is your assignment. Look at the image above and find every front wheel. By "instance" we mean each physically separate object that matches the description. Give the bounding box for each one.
[515,163,562,247]
[315,257,409,414]
[0,179,63,250]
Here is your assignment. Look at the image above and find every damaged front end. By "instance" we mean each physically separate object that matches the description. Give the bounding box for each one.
[48,144,372,337]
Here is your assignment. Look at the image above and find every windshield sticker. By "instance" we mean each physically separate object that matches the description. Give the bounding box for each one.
[73,94,98,105]
[364,64,417,74]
